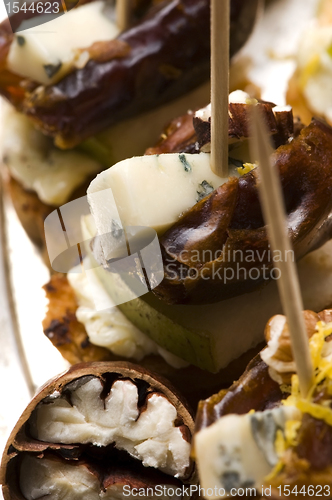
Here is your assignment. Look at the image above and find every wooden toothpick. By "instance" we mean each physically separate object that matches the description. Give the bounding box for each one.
[250,106,314,398]
[116,0,132,32]
[210,0,230,178]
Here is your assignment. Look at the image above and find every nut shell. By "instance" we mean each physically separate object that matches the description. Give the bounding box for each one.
[262,309,332,384]
[1,361,197,500]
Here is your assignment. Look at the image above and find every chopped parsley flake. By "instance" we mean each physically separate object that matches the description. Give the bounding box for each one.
[17,36,25,46]
[196,180,214,202]
[179,154,192,172]
[43,61,62,79]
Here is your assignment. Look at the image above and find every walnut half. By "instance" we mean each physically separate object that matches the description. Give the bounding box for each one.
[0,362,197,500]
[260,310,332,385]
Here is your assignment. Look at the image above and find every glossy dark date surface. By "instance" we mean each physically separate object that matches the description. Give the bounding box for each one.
[195,355,283,432]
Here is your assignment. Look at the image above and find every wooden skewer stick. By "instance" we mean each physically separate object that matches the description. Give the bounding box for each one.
[210,0,229,178]
[116,0,132,32]
[250,106,314,398]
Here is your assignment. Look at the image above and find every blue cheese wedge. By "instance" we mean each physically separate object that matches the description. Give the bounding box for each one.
[87,153,239,260]
[2,105,103,205]
[194,407,301,498]
[7,1,119,85]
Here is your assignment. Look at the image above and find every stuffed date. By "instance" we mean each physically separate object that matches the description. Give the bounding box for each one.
[153,118,332,305]
[194,310,332,498]
[0,0,260,148]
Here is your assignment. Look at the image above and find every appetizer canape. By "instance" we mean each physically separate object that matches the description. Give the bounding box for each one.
[42,92,332,406]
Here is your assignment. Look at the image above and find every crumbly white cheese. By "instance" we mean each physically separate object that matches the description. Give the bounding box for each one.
[20,456,182,500]
[2,105,102,205]
[68,258,188,368]
[228,90,251,104]
[87,153,239,251]
[20,456,100,500]
[296,23,332,124]
[272,105,292,113]
[31,378,191,477]
[192,91,251,122]
[194,407,301,498]
[7,1,119,85]
[194,103,211,121]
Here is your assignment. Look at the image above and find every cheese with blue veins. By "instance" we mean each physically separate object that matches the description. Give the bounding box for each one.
[7,1,119,85]
[194,406,301,498]
[2,105,102,205]
[87,153,239,257]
